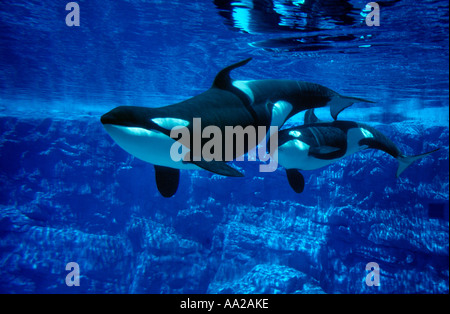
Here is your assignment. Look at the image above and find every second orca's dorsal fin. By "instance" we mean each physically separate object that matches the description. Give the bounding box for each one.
[304,109,323,124]
[213,57,252,90]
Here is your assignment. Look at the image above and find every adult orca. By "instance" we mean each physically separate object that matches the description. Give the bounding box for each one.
[274,109,439,193]
[101,58,373,197]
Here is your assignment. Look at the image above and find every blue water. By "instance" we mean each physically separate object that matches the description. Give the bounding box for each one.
[0,0,448,294]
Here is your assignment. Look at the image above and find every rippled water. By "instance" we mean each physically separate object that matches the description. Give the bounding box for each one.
[0,0,448,123]
[0,0,448,294]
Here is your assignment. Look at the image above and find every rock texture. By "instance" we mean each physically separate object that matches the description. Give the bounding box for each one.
[0,116,448,293]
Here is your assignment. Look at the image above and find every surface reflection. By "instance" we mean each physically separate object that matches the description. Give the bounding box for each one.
[213,0,359,33]
[250,34,357,51]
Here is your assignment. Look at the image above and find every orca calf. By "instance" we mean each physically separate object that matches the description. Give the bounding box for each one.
[274,110,439,193]
[101,58,372,197]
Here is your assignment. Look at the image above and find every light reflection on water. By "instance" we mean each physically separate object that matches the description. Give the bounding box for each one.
[0,0,448,124]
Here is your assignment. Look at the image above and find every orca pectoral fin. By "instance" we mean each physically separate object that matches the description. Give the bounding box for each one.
[286,169,305,193]
[154,165,180,198]
[330,95,375,120]
[308,146,345,160]
[190,160,244,177]
[310,146,341,154]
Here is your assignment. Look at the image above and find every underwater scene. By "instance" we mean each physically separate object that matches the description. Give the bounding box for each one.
[0,0,448,295]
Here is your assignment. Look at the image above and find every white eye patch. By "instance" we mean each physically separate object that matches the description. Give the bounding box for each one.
[289,130,302,138]
[360,128,374,138]
[151,118,190,130]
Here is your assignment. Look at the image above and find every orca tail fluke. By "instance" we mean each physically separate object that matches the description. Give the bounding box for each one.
[396,148,440,177]
[330,95,375,120]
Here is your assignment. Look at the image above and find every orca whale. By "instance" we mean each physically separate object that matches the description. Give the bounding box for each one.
[101,58,373,197]
[274,109,439,193]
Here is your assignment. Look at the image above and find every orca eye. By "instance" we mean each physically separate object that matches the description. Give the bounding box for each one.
[289,130,302,138]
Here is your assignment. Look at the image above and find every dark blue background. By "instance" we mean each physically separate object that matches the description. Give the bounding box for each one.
[0,0,448,293]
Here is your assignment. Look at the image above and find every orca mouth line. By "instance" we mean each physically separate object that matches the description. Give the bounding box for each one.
[100,112,136,127]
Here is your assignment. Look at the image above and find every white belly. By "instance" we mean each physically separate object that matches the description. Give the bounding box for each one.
[103,124,200,170]
[277,127,372,170]
[277,139,339,170]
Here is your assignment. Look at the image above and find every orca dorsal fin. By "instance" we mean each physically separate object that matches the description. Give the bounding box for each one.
[286,169,305,193]
[213,58,252,90]
[154,165,180,198]
[304,109,323,124]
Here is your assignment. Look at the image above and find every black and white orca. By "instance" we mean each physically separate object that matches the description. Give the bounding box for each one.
[101,58,372,197]
[274,109,439,193]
